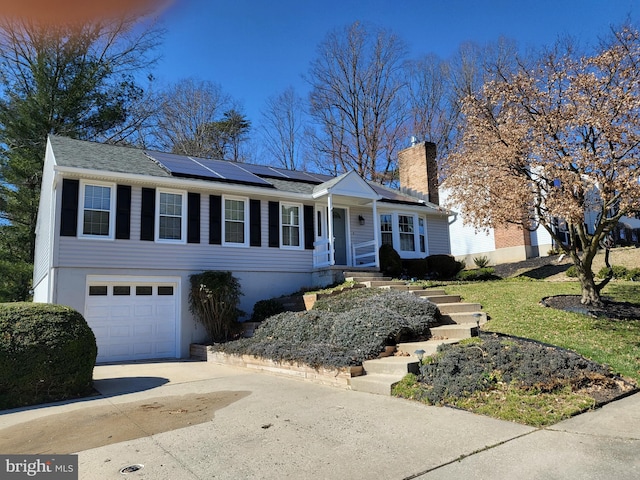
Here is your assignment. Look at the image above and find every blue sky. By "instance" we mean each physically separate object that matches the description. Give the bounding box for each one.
[153,0,639,126]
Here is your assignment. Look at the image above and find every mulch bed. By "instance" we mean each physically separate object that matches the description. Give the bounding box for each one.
[542,295,640,321]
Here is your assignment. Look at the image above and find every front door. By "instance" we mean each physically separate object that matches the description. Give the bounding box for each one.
[333,208,347,265]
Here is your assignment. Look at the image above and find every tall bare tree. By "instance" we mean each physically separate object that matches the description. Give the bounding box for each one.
[261,87,305,170]
[307,22,408,183]
[443,26,640,306]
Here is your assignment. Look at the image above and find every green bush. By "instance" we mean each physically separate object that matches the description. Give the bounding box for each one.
[379,244,402,277]
[251,298,285,322]
[566,265,578,277]
[0,303,97,410]
[456,267,499,282]
[426,254,464,279]
[216,289,440,368]
[596,265,630,280]
[189,271,244,343]
[626,267,640,281]
[473,255,490,268]
[402,258,429,279]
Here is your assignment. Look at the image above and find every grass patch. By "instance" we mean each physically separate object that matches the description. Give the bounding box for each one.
[442,279,640,384]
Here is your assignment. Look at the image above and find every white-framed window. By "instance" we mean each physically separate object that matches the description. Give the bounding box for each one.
[399,215,415,251]
[419,217,426,253]
[281,203,302,248]
[380,214,393,246]
[156,189,186,243]
[79,181,115,239]
[223,196,249,246]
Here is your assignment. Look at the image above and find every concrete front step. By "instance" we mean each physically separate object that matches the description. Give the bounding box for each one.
[430,324,476,340]
[361,356,419,376]
[350,374,405,395]
[343,271,383,279]
[410,289,447,297]
[346,276,393,283]
[437,302,482,314]
[362,280,411,288]
[441,312,488,325]
[396,338,460,356]
[418,294,462,304]
[377,284,424,291]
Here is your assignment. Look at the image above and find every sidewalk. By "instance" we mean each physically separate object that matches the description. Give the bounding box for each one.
[1,361,638,479]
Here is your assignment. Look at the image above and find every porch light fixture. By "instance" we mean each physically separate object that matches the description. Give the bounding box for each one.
[358,215,365,225]
[414,349,425,362]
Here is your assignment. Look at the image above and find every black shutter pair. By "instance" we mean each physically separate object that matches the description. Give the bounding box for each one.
[60,179,131,239]
[268,202,314,249]
[209,196,261,246]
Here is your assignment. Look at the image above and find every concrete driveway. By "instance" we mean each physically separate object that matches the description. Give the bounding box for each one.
[1,360,639,479]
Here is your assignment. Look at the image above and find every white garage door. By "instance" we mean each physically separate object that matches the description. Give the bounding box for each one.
[85,279,179,363]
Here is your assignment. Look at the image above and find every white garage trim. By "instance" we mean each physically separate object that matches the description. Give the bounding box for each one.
[85,275,181,363]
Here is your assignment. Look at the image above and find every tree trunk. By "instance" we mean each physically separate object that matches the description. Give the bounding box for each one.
[577,267,603,306]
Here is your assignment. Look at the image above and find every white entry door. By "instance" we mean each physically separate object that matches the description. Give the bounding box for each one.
[84,278,179,363]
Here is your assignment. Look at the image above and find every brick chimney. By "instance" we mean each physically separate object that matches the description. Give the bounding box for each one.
[398,140,439,205]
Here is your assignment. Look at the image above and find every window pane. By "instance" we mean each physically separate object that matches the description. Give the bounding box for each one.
[419,217,426,253]
[136,286,153,295]
[224,199,245,243]
[84,185,111,210]
[282,205,300,246]
[160,192,182,216]
[83,210,110,236]
[225,221,245,243]
[380,214,393,246]
[113,286,131,296]
[225,199,245,221]
[160,216,182,240]
[89,285,107,296]
[399,215,415,251]
[158,286,174,295]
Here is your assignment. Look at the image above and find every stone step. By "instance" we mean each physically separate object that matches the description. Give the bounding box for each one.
[377,284,424,291]
[437,302,482,314]
[396,338,459,357]
[362,280,410,288]
[343,271,384,279]
[345,275,393,283]
[361,356,419,376]
[418,294,462,304]
[349,374,405,395]
[410,289,447,297]
[441,312,488,325]
[430,324,476,340]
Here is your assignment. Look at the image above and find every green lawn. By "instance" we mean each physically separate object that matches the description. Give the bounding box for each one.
[443,279,640,384]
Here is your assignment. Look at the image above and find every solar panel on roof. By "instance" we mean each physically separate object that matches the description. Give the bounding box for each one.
[144,151,273,187]
[242,163,292,179]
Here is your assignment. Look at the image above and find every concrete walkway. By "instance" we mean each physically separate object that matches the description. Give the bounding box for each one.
[1,361,638,479]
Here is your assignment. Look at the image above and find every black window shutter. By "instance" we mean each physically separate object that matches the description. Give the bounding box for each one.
[187,192,201,243]
[249,199,261,247]
[140,187,155,241]
[115,185,131,240]
[60,179,79,236]
[209,195,222,244]
[304,205,314,250]
[268,201,279,247]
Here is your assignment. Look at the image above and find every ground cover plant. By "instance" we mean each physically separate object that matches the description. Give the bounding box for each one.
[393,333,634,426]
[214,289,439,368]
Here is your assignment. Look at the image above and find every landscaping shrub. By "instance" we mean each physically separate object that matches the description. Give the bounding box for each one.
[251,298,285,322]
[456,267,499,282]
[417,334,611,405]
[189,271,243,343]
[379,244,402,277]
[401,258,429,279]
[596,265,631,280]
[425,254,464,279]
[0,303,97,410]
[566,265,578,277]
[215,289,439,368]
[627,267,640,281]
[473,255,490,268]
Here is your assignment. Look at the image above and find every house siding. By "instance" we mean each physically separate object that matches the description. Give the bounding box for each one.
[426,215,451,255]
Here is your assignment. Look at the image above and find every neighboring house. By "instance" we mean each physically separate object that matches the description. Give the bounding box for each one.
[33,136,451,362]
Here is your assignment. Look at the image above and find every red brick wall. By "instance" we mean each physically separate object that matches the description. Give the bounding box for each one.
[493,224,531,249]
[398,141,439,205]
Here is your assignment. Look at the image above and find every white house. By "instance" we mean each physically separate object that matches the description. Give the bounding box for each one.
[33,136,451,362]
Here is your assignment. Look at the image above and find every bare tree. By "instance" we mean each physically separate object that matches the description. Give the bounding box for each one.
[149,78,232,158]
[261,87,306,170]
[443,26,640,306]
[307,22,408,183]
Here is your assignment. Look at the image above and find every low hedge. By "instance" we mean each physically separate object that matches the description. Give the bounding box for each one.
[0,303,97,410]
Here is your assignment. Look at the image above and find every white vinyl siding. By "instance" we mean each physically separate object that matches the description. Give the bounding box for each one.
[281,203,302,248]
[79,181,115,239]
[156,189,186,243]
[223,196,248,246]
